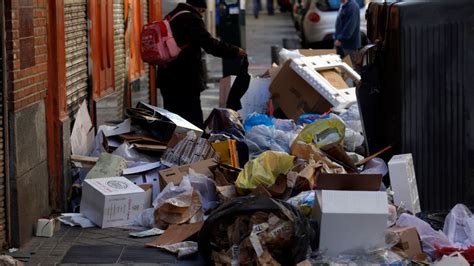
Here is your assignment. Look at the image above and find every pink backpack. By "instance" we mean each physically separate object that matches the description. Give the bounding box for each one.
[140,11,190,66]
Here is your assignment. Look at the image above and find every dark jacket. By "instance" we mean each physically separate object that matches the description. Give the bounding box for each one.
[335,0,361,50]
[156,3,240,94]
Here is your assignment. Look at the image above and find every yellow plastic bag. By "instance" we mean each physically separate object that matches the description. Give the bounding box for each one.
[235,151,295,194]
[292,118,345,148]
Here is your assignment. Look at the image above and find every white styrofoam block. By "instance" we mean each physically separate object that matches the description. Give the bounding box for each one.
[388,153,421,214]
[290,55,361,109]
[315,190,388,256]
[80,176,145,228]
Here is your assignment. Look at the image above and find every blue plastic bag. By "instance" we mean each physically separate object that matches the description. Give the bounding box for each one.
[243,113,274,131]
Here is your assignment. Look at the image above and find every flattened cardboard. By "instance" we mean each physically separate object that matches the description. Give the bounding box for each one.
[147,222,204,247]
[133,143,167,152]
[269,60,332,120]
[316,173,382,191]
[158,159,217,190]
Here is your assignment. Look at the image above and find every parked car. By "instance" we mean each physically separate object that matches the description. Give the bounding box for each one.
[291,0,310,31]
[300,0,367,48]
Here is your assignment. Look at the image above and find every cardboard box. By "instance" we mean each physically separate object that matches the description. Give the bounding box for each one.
[388,226,424,260]
[314,190,388,256]
[290,55,360,109]
[80,176,145,228]
[388,153,421,214]
[269,60,332,120]
[298,49,337,57]
[137,102,203,138]
[319,70,349,89]
[316,173,382,191]
[158,159,218,190]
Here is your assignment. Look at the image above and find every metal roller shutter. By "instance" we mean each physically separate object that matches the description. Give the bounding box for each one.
[0,11,6,246]
[64,0,89,118]
[142,0,150,100]
[114,0,126,118]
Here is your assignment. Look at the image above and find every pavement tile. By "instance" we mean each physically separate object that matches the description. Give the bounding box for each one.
[99,237,142,246]
[50,250,67,257]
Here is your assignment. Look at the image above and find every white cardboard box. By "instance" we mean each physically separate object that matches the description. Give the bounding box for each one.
[80,177,145,228]
[388,153,421,214]
[314,190,388,256]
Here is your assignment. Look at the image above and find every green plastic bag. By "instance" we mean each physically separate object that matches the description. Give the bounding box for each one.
[293,118,345,148]
[235,151,295,193]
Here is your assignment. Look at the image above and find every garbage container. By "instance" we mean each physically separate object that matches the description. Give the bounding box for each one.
[218,0,246,76]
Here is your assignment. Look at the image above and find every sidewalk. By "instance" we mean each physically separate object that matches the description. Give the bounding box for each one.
[11,10,298,266]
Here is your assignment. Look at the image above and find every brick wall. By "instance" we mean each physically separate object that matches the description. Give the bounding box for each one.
[5,0,48,111]
[3,0,50,246]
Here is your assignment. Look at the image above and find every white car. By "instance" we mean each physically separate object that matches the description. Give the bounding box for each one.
[292,0,311,31]
[300,0,367,48]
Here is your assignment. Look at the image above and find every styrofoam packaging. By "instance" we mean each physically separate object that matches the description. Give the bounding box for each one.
[314,190,388,256]
[80,176,145,228]
[290,55,361,109]
[388,153,421,214]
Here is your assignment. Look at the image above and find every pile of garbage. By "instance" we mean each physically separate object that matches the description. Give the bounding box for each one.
[55,49,474,265]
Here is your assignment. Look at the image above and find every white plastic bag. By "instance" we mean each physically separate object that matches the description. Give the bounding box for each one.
[397,213,452,260]
[339,104,364,151]
[246,125,290,159]
[133,208,156,228]
[182,169,219,212]
[152,177,193,209]
[443,204,474,249]
[238,77,271,119]
[361,158,389,177]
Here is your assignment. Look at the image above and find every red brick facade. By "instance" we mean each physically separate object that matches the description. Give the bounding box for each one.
[5,0,48,111]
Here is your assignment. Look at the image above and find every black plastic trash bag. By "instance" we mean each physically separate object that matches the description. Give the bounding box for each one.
[204,108,245,134]
[125,107,176,142]
[226,56,250,111]
[204,108,249,167]
[198,196,314,265]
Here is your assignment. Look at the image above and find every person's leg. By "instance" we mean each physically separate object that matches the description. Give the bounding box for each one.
[267,0,274,15]
[253,0,261,18]
[336,46,345,59]
[161,88,204,129]
[343,49,357,65]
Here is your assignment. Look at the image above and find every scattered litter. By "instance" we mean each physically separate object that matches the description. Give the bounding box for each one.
[58,213,95,228]
[129,228,165,238]
[157,241,198,258]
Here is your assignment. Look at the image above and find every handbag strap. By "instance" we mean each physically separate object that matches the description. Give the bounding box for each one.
[166,10,191,22]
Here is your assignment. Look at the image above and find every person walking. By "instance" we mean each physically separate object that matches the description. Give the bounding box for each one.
[156,0,246,129]
[253,0,273,18]
[334,0,360,64]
